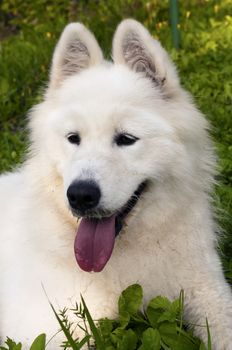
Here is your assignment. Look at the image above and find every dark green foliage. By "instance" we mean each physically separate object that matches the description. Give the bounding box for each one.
[75,284,209,349]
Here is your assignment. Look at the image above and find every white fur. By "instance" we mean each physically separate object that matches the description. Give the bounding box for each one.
[0,20,232,349]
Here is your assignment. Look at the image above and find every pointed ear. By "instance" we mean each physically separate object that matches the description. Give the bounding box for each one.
[112,19,180,98]
[49,23,103,89]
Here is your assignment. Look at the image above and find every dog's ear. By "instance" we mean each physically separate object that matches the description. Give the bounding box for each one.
[49,23,103,89]
[112,19,180,98]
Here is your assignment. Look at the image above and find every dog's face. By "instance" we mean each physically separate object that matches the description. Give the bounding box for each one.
[30,21,211,272]
[32,21,186,216]
[47,65,178,217]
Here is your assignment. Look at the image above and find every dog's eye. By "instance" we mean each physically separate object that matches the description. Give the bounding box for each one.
[67,133,81,145]
[115,133,139,146]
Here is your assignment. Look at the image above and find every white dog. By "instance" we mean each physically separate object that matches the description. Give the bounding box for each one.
[0,20,232,349]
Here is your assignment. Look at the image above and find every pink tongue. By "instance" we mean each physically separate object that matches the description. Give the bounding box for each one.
[74,215,116,272]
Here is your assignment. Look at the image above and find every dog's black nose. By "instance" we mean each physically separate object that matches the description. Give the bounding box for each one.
[67,181,101,212]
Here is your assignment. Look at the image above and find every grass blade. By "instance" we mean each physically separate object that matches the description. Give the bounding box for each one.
[77,335,91,349]
[81,295,105,350]
[179,289,184,331]
[206,318,212,350]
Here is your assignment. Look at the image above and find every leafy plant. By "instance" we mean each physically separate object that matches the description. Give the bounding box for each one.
[0,334,46,350]
[0,284,211,350]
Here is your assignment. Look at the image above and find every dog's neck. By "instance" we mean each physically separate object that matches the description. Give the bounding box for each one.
[124,180,212,243]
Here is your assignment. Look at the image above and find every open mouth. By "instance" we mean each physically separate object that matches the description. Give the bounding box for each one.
[74,181,148,272]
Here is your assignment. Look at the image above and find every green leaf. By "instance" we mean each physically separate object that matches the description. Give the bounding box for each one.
[119,329,137,350]
[148,296,172,311]
[159,322,177,337]
[98,319,115,347]
[118,284,143,317]
[109,328,124,346]
[159,322,198,350]
[109,333,119,346]
[146,295,180,327]
[170,298,181,316]
[146,306,162,328]
[132,311,149,325]
[29,334,46,350]
[159,322,178,349]
[119,310,130,328]
[98,318,113,338]
[140,328,161,350]
[0,338,22,350]
[157,310,176,323]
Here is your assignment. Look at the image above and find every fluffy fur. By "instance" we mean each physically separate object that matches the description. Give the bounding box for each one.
[0,20,232,349]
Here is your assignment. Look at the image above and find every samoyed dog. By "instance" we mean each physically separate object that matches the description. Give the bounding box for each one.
[0,19,232,349]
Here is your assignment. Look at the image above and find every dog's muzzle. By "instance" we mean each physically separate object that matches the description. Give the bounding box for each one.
[67,180,101,214]
[71,179,148,273]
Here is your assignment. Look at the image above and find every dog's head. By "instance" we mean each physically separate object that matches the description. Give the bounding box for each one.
[29,20,214,272]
